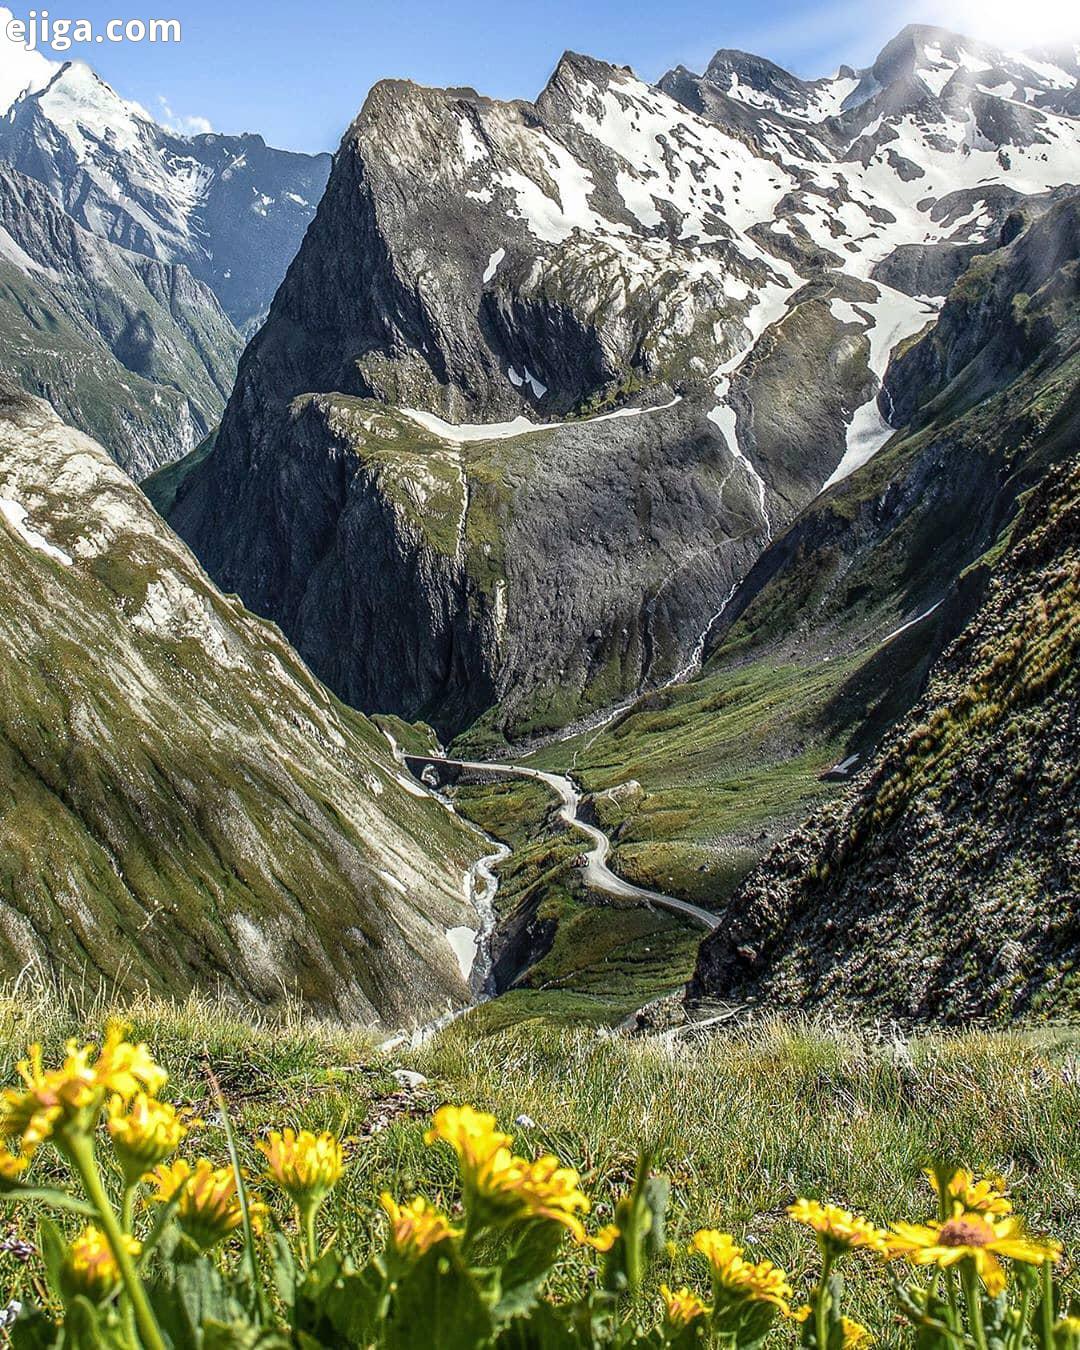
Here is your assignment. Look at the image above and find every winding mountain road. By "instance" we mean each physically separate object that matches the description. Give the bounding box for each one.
[406,755,720,932]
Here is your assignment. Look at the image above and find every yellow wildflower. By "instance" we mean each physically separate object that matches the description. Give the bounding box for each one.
[690,1229,792,1311]
[0,1025,166,1155]
[0,1142,28,1191]
[888,1212,1061,1295]
[424,1104,513,1182]
[587,1223,620,1253]
[660,1284,710,1329]
[424,1104,598,1244]
[149,1158,263,1249]
[927,1168,1012,1218]
[787,1200,891,1254]
[62,1225,141,1302]
[380,1193,461,1259]
[257,1128,343,1206]
[1054,1316,1080,1348]
[107,1093,187,1184]
[790,1304,871,1346]
[842,1317,873,1349]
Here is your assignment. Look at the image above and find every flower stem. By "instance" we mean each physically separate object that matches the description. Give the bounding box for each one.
[961,1260,989,1350]
[120,1185,139,1348]
[815,1238,834,1350]
[63,1133,166,1350]
[1038,1259,1056,1350]
[945,1266,961,1336]
[1015,1281,1033,1350]
[299,1198,319,1268]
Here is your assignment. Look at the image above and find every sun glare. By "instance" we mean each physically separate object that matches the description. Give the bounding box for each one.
[928,0,1079,50]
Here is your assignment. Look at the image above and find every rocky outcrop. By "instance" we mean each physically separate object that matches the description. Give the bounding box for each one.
[884,195,1080,428]
[689,454,1080,1023]
[0,383,483,1023]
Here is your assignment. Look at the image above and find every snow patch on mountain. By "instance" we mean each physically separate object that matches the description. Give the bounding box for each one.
[0,496,72,565]
[823,284,939,488]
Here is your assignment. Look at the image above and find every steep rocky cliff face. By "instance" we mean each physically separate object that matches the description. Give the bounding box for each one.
[171,395,774,739]
[0,382,484,1024]
[689,453,1079,1023]
[167,27,1079,741]
[0,161,240,476]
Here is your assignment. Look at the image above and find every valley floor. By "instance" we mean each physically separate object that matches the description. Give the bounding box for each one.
[3,987,1078,1336]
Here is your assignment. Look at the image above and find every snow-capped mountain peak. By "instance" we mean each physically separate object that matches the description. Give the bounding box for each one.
[36,60,154,151]
[0,60,331,328]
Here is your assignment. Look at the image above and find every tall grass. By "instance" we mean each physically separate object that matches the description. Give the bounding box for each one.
[0,979,1077,1335]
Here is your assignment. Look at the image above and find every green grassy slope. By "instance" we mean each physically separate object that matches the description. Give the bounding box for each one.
[0,386,482,1024]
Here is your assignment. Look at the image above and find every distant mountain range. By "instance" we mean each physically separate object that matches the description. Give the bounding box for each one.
[0,46,329,471]
[0,61,331,332]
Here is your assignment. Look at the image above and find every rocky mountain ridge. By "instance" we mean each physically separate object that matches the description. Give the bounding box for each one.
[167,25,1080,741]
[0,158,240,476]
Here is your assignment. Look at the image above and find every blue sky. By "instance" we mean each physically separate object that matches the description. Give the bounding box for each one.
[6,0,1077,152]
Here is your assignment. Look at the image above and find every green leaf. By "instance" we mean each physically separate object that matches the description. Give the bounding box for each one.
[206,1066,268,1324]
[294,1253,383,1348]
[63,1297,131,1349]
[10,1304,62,1350]
[825,1270,847,1350]
[137,1178,190,1266]
[493,1220,564,1322]
[494,1299,589,1348]
[892,1279,963,1350]
[641,1177,669,1260]
[385,1244,495,1350]
[268,1230,297,1310]
[37,1216,67,1305]
[1,1187,96,1217]
[737,1298,782,1350]
[660,1323,708,1350]
[201,1318,293,1349]
[147,1250,249,1347]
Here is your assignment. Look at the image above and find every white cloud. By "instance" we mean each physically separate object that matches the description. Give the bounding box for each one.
[0,4,59,113]
[156,94,212,136]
